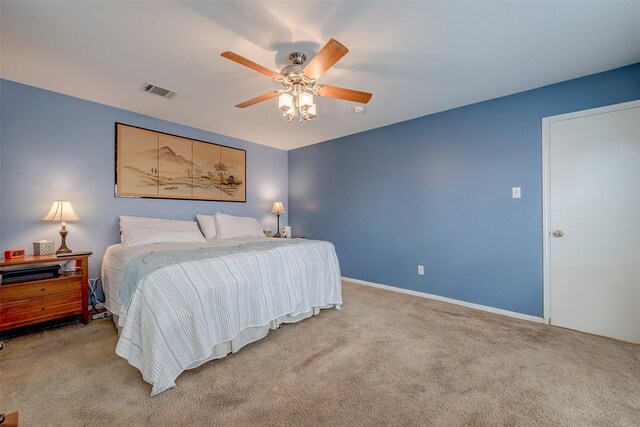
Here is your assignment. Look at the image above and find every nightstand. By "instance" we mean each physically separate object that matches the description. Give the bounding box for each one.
[0,252,92,331]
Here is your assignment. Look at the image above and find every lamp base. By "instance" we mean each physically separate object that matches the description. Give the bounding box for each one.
[273,212,281,238]
[56,225,72,255]
[55,245,72,255]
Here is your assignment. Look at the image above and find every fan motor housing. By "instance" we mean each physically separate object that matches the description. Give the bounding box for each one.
[281,52,307,77]
[289,52,306,65]
[280,64,304,76]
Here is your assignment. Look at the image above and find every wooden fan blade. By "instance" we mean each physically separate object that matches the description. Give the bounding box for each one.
[221,51,281,80]
[303,39,349,80]
[235,91,280,108]
[317,85,372,104]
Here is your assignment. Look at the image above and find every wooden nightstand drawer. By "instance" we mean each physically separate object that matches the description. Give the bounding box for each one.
[0,276,82,304]
[0,292,82,328]
[0,252,92,331]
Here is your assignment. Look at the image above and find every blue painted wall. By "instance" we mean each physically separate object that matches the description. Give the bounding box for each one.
[0,80,288,278]
[289,63,640,317]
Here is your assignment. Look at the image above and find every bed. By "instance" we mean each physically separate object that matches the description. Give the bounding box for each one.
[101,236,342,395]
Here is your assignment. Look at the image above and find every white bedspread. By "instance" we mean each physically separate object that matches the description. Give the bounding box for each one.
[101,237,342,395]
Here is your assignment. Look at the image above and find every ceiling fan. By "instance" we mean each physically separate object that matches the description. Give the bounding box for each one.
[221,39,372,122]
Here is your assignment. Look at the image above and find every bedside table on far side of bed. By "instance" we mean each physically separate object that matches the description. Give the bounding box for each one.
[0,252,92,332]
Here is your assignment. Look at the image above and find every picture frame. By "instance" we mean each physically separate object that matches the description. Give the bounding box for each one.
[115,123,246,203]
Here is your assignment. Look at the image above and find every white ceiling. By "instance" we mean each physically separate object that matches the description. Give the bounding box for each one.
[2,1,639,150]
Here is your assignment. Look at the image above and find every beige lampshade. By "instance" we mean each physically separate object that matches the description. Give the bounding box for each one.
[270,202,286,214]
[42,200,80,222]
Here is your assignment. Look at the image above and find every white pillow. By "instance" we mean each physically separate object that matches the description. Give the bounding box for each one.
[119,216,206,247]
[214,213,264,239]
[196,214,217,239]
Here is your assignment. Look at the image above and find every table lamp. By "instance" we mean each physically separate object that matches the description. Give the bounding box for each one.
[42,200,80,254]
[270,202,285,238]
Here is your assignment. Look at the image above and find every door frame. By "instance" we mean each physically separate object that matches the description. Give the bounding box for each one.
[541,99,640,323]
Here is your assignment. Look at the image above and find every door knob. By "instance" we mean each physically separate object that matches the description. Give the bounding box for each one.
[552,230,564,237]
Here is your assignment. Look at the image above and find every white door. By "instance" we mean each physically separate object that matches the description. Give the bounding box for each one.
[545,102,640,343]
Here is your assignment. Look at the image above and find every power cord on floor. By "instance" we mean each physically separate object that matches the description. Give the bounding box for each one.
[88,277,104,313]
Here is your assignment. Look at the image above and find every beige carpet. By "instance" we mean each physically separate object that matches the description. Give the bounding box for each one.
[1,281,639,426]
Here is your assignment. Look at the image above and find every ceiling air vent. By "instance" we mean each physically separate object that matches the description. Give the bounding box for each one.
[140,82,177,99]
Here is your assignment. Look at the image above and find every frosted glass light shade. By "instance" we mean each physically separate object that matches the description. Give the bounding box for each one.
[307,104,317,118]
[279,93,293,112]
[299,92,314,109]
[270,201,286,214]
[42,200,80,222]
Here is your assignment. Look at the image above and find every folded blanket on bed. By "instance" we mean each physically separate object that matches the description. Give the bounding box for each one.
[119,238,313,311]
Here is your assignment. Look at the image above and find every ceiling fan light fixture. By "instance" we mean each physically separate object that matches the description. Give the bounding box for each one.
[278,89,316,122]
[278,93,293,112]
[299,92,314,110]
[284,110,296,122]
[307,104,317,119]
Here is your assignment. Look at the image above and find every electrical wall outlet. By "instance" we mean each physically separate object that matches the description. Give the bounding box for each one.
[417,265,425,275]
[512,187,522,198]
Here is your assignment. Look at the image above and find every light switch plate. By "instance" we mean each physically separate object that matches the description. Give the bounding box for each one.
[512,187,521,199]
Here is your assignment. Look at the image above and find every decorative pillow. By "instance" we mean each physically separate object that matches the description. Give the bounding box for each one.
[214,213,264,239]
[196,214,217,239]
[119,216,206,247]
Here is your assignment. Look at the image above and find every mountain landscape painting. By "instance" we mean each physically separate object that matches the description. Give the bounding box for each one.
[116,123,246,202]
[157,134,194,199]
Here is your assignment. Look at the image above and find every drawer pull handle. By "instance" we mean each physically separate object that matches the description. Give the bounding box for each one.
[41,288,46,292]
[41,307,46,310]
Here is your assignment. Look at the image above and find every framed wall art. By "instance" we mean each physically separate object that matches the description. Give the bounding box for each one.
[115,123,246,202]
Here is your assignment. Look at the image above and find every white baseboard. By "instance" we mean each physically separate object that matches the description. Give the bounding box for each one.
[342,277,544,324]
